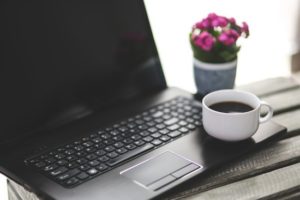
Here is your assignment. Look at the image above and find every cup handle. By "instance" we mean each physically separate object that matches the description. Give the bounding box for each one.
[259,101,273,123]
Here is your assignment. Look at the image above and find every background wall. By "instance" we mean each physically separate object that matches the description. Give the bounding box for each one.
[145,0,300,92]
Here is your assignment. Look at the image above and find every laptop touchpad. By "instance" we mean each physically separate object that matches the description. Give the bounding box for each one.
[121,151,201,191]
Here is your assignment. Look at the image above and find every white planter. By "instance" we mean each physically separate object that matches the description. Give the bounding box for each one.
[193,58,237,96]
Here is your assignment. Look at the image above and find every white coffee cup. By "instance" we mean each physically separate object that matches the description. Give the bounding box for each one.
[202,89,273,141]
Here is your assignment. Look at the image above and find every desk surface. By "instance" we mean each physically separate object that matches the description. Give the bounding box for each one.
[6,72,300,200]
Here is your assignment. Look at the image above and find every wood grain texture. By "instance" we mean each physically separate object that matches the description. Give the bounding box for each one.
[261,88,300,114]
[237,77,299,97]
[273,108,300,138]
[186,163,300,200]
[163,136,300,200]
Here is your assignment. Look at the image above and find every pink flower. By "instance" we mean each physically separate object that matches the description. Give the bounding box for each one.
[207,13,218,20]
[211,16,228,27]
[194,31,215,51]
[228,17,236,24]
[195,18,212,29]
[218,29,239,46]
[241,22,249,37]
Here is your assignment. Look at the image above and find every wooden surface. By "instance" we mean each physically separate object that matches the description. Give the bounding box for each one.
[7,73,300,200]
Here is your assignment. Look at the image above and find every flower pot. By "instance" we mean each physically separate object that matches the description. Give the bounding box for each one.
[194,58,237,96]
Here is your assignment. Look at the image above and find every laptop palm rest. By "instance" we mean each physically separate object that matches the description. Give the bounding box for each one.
[121,151,201,191]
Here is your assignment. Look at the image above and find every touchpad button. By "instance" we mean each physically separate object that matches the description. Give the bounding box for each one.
[121,151,200,190]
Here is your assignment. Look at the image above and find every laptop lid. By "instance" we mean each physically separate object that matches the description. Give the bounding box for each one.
[0,0,166,145]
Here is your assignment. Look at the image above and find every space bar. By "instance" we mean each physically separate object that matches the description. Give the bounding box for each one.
[107,144,154,167]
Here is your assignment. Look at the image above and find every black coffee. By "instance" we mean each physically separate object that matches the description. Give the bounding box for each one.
[209,101,253,113]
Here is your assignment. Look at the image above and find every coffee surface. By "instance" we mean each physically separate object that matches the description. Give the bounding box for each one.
[209,101,253,113]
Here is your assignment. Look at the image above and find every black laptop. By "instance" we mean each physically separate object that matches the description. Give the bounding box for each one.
[0,1,286,200]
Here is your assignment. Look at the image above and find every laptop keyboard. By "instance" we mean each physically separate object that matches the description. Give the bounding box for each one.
[25,96,202,188]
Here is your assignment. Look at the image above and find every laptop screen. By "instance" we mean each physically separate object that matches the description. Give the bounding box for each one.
[0,0,166,144]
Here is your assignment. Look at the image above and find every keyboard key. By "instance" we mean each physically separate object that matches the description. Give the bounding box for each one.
[85,147,96,153]
[76,151,87,157]
[57,169,80,181]
[28,158,39,164]
[97,164,108,171]
[168,131,182,138]
[94,143,105,149]
[151,133,161,138]
[87,168,98,175]
[135,119,144,125]
[35,161,46,168]
[86,154,97,160]
[89,160,100,167]
[159,129,169,135]
[104,146,115,152]
[187,124,196,130]
[131,134,141,140]
[143,136,153,142]
[67,162,78,169]
[127,123,136,129]
[116,148,128,154]
[50,167,68,176]
[57,160,68,166]
[148,127,158,133]
[76,158,88,165]
[179,127,189,133]
[194,120,202,126]
[65,149,75,155]
[110,130,120,136]
[107,152,119,158]
[179,121,188,126]
[64,177,79,186]
[95,150,106,156]
[152,111,163,118]
[98,156,109,162]
[74,145,84,151]
[139,131,150,136]
[114,142,124,148]
[112,135,123,141]
[66,155,77,162]
[92,138,101,143]
[100,133,111,139]
[54,154,65,160]
[152,139,162,146]
[156,124,166,129]
[154,118,163,123]
[160,135,171,142]
[167,124,180,131]
[146,121,155,127]
[123,138,133,144]
[45,157,56,164]
[90,133,98,138]
[103,139,114,145]
[77,172,89,180]
[43,164,58,172]
[134,140,145,146]
[119,127,128,132]
[125,144,137,150]
[162,114,171,120]
[143,116,152,121]
[79,164,90,171]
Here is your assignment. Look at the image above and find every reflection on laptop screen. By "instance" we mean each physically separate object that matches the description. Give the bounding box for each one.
[0,0,166,144]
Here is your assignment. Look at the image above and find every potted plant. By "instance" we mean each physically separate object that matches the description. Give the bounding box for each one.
[190,13,249,96]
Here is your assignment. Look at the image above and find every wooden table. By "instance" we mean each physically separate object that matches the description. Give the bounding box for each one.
[7,73,300,200]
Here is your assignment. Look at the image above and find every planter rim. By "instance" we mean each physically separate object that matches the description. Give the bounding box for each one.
[194,58,237,71]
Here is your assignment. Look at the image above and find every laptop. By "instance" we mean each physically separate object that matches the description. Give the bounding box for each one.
[0,0,286,199]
